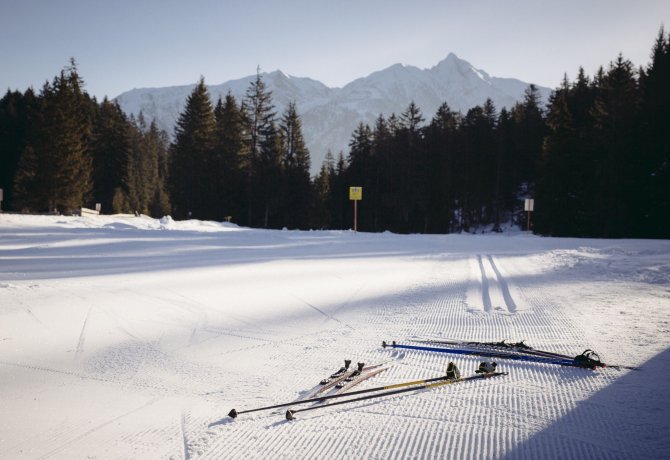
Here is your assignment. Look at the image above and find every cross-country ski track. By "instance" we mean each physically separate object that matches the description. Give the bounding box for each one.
[1,214,669,459]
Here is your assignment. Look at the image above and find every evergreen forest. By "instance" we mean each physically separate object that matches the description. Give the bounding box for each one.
[1,29,668,238]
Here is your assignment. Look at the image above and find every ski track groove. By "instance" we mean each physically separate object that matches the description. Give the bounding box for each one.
[477,254,492,313]
[476,254,492,312]
[181,411,190,460]
[16,296,48,327]
[487,255,518,313]
[100,304,142,341]
[75,305,92,358]
[288,292,355,330]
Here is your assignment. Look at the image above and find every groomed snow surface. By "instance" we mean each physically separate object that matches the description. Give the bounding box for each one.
[1,214,669,459]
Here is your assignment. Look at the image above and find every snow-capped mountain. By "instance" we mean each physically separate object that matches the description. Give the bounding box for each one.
[114,53,552,174]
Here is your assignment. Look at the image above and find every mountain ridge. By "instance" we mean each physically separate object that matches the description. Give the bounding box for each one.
[114,53,552,174]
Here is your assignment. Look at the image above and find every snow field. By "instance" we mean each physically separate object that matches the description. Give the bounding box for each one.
[0,214,669,459]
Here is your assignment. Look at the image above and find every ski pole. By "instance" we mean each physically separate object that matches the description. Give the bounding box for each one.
[285,372,507,420]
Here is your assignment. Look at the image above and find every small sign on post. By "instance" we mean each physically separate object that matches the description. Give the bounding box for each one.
[349,186,362,232]
[524,198,535,231]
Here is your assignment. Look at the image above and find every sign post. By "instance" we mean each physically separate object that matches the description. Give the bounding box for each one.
[524,198,534,231]
[0,188,3,212]
[349,186,362,232]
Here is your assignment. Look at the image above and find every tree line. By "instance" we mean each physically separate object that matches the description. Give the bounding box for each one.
[167,73,312,228]
[1,28,668,237]
[536,31,669,238]
[1,60,171,217]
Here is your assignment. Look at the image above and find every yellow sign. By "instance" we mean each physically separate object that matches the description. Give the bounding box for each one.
[349,186,362,201]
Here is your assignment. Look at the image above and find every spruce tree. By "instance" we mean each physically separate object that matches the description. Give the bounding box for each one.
[127,114,168,216]
[279,101,311,228]
[425,102,461,232]
[169,77,216,219]
[14,61,94,213]
[144,119,171,217]
[90,98,131,214]
[639,28,670,237]
[346,123,372,230]
[460,102,497,229]
[257,120,282,228]
[371,114,391,231]
[310,151,334,229]
[241,70,276,227]
[332,151,348,229]
[536,77,583,235]
[397,102,427,232]
[590,55,640,237]
[0,89,36,211]
[213,92,244,222]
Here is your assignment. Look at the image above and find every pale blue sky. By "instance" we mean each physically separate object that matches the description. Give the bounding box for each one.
[2,0,669,100]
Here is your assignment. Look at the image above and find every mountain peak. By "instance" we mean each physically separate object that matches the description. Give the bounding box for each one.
[432,53,492,82]
[434,52,469,71]
[115,54,551,174]
[267,69,288,79]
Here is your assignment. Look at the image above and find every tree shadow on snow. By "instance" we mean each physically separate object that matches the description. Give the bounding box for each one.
[501,346,670,460]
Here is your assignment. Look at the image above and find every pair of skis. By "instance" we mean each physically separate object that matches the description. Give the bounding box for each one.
[228,360,507,420]
[383,339,639,370]
[228,360,388,419]
[295,361,387,403]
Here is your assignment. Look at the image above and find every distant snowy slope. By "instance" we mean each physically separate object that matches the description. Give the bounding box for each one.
[115,53,552,174]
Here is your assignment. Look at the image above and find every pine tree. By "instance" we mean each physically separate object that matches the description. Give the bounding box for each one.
[14,60,94,213]
[639,27,670,237]
[493,107,517,230]
[130,114,169,216]
[536,76,583,235]
[460,102,497,229]
[425,102,461,232]
[213,92,244,222]
[90,98,132,214]
[590,55,640,237]
[128,114,150,214]
[169,77,216,219]
[241,70,276,227]
[257,121,282,227]
[396,101,427,232]
[0,89,37,211]
[346,123,372,230]
[144,119,171,217]
[511,85,546,191]
[279,101,311,228]
[310,151,334,229]
[370,114,391,231]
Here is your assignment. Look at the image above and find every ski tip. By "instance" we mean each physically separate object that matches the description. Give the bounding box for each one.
[228,409,238,419]
[286,410,295,421]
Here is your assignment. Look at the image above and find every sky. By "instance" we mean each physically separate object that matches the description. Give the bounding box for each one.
[2,0,669,100]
